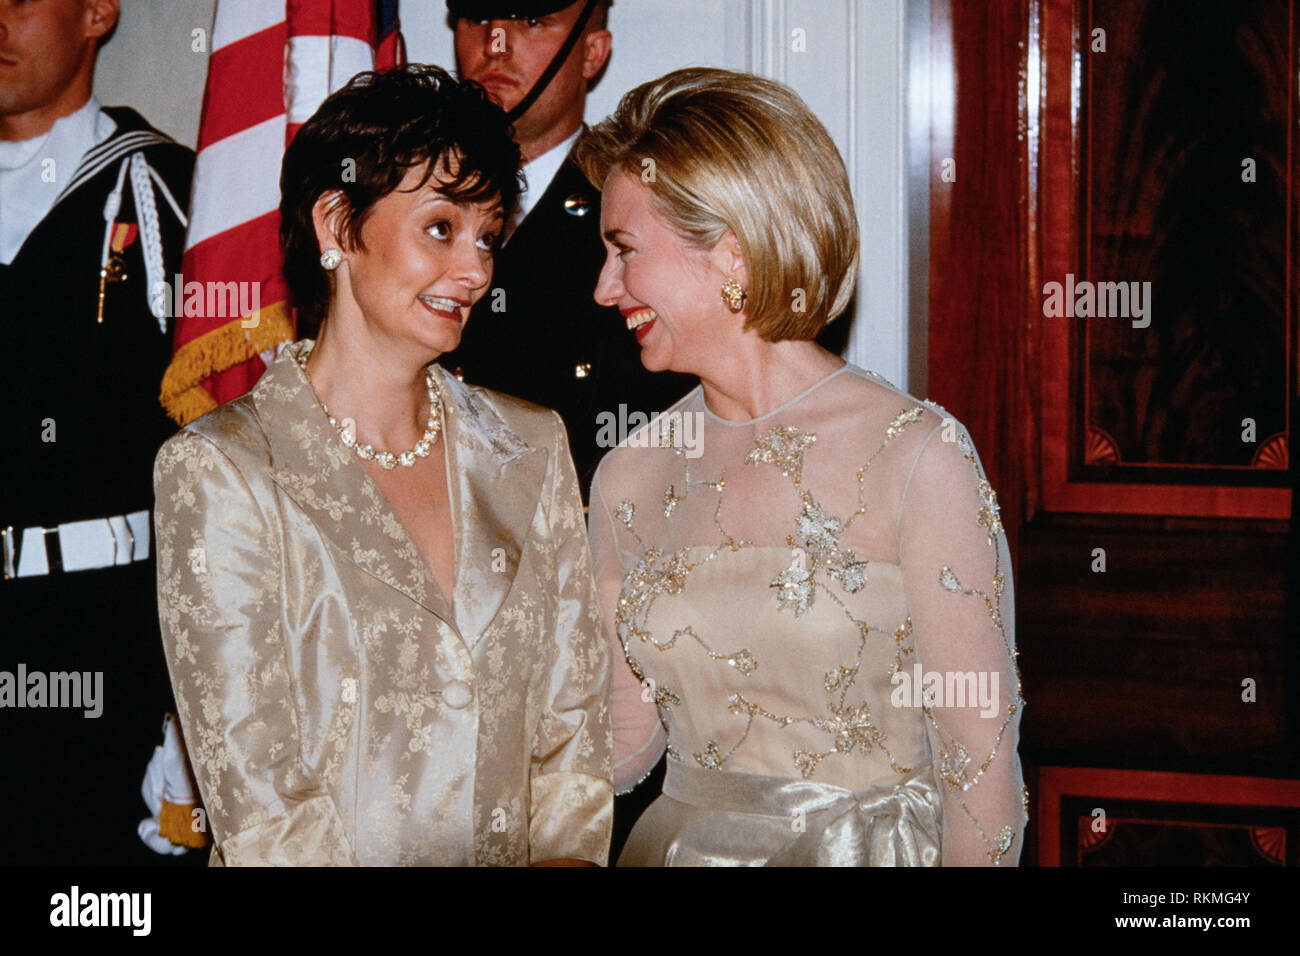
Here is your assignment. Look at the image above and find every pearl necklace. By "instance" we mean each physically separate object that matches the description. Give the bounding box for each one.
[296,346,442,470]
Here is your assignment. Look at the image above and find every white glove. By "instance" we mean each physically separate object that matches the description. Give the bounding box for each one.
[137,714,199,855]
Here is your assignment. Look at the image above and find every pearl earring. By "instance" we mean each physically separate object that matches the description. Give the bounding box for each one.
[320,248,343,271]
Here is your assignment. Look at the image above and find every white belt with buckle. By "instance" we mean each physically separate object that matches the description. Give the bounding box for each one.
[2,510,151,578]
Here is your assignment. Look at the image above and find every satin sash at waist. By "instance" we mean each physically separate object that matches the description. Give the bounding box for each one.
[662,761,943,867]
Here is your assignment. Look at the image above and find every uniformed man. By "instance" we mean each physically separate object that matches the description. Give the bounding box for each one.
[0,0,195,863]
[443,0,691,865]
[442,0,694,501]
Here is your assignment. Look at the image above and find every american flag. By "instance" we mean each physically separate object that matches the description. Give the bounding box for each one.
[160,0,403,425]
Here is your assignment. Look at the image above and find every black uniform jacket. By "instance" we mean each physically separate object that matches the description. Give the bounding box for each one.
[0,106,194,864]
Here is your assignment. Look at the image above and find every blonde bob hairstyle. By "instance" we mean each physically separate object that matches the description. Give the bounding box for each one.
[575,67,859,341]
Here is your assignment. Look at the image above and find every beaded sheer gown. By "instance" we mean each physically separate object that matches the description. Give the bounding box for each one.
[588,363,1028,866]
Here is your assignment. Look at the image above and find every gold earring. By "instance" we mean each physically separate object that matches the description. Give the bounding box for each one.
[720,277,747,313]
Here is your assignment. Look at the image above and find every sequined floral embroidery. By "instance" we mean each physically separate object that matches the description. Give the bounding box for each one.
[744,425,817,484]
[796,493,868,594]
[615,500,635,527]
[605,386,1025,864]
[770,565,814,616]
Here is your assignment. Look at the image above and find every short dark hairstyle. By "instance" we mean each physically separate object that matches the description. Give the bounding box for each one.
[280,64,522,335]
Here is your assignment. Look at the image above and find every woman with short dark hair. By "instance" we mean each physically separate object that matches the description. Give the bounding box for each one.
[582,68,1026,866]
[153,64,612,866]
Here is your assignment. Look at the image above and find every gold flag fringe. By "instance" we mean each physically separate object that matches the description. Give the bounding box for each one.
[160,303,295,426]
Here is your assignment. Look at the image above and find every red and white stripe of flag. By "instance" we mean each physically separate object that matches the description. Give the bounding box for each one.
[162,0,403,424]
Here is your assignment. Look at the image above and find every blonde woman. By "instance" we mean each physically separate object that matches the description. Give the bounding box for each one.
[581,68,1027,866]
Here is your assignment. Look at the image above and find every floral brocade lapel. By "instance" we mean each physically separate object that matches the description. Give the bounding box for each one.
[434,355,547,646]
[250,340,544,646]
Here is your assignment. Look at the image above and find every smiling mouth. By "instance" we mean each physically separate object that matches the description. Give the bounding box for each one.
[419,295,467,320]
[623,308,657,330]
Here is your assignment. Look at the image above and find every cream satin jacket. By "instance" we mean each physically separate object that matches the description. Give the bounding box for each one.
[153,340,612,866]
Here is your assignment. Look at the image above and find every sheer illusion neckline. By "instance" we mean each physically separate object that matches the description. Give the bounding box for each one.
[699,363,851,426]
